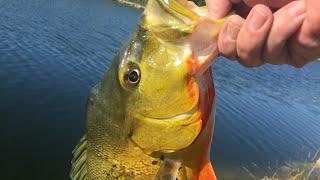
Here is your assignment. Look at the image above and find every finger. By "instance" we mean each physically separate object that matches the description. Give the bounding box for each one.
[206,0,232,19]
[306,0,320,34]
[243,0,293,8]
[262,1,306,65]
[288,0,320,67]
[218,15,245,60]
[236,4,273,67]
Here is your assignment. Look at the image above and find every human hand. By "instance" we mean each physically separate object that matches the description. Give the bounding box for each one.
[206,0,320,67]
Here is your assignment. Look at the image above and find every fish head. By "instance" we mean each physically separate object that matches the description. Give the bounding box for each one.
[115,0,226,154]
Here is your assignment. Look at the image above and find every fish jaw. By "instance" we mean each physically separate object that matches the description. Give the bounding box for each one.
[130,108,202,154]
[143,0,228,77]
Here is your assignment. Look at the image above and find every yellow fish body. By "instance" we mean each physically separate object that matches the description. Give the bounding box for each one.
[71,0,227,179]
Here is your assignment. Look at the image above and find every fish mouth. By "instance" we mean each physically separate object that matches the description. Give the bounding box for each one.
[143,106,198,121]
[130,105,203,153]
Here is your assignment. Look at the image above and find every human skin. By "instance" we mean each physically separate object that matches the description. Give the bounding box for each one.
[206,0,320,67]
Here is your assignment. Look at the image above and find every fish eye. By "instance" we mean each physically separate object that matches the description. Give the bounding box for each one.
[124,67,140,86]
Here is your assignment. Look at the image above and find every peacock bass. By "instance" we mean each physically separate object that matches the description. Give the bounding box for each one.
[70,0,229,179]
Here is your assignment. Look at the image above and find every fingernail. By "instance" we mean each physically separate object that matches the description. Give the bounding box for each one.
[226,22,240,41]
[248,7,269,31]
[288,1,305,16]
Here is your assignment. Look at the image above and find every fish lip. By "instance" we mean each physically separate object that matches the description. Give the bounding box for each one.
[143,106,198,121]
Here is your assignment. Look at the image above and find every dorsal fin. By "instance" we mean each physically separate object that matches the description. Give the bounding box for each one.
[70,135,88,180]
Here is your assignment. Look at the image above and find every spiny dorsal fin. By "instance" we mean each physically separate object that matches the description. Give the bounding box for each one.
[70,135,88,180]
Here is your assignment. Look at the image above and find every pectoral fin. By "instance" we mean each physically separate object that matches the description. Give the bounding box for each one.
[70,135,88,180]
[155,158,182,180]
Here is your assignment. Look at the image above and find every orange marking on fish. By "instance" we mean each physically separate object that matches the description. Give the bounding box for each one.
[186,54,217,179]
[199,68,215,129]
[197,161,217,180]
[186,52,201,76]
[186,53,215,129]
[186,76,199,107]
[188,115,216,180]
[194,115,216,180]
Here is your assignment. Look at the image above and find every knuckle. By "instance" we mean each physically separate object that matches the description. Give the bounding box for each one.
[237,43,264,67]
[219,41,237,59]
[262,50,286,65]
[238,56,263,67]
[288,42,315,67]
[307,24,320,39]
[291,62,305,68]
[288,56,308,68]
[224,50,237,60]
[228,15,245,26]
[261,53,273,64]
[237,43,255,60]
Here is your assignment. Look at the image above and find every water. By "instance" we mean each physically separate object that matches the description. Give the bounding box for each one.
[0,0,319,179]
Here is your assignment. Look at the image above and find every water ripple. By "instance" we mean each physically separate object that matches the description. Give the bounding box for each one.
[0,0,319,179]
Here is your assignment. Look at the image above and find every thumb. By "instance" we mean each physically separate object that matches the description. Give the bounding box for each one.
[206,0,232,19]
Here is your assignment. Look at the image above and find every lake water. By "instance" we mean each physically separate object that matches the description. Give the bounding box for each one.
[0,0,319,179]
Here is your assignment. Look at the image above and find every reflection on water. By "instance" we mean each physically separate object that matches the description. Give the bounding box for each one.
[0,0,319,179]
[212,60,320,179]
